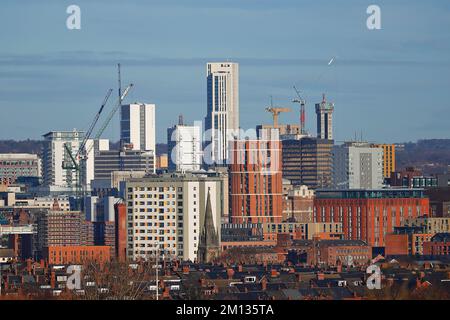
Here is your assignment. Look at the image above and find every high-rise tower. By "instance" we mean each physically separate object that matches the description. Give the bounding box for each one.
[120,103,156,152]
[315,94,334,140]
[205,62,239,164]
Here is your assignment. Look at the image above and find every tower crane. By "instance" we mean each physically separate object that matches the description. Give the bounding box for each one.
[84,83,133,157]
[62,89,113,198]
[292,86,306,134]
[62,83,133,204]
[265,96,291,128]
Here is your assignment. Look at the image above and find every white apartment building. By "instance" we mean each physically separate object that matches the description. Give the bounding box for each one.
[333,142,384,189]
[42,131,84,189]
[121,172,227,262]
[120,103,156,152]
[205,62,239,164]
[167,123,202,172]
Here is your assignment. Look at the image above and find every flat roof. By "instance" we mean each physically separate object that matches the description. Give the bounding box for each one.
[0,153,39,159]
[316,189,426,199]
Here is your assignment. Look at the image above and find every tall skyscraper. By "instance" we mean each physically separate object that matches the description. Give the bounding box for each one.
[167,119,202,172]
[120,103,156,152]
[315,94,334,140]
[205,62,239,164]
[42,130,84,189]
[333,142,384,189]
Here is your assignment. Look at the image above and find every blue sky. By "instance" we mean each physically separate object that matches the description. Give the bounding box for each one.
[1,0,449,143]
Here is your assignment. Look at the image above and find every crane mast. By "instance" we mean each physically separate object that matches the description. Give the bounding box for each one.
[292,86,306,134]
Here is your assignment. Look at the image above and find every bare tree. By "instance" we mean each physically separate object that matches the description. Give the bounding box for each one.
[71,258,158,300]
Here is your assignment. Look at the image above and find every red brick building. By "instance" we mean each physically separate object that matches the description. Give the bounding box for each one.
[385,226,433,256]
[317,241,372,266]
[229,139,282,223]
[276,234,371,266]
[314,189,430,247]
[114,202,127,262]
[423,233,450,255]
[44,246,111,265]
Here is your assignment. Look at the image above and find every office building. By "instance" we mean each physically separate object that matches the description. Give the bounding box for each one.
[229,138,283,224]
[282,137,334,189]
[315,94,334,140]
[205,62,239,164]
[371,143,396,179]
[333,142,384,190]
[94,147,155,180]
[121,172,226,261]
[167,122,202,172]
[314,189,430,247]
[120,103,156,152]
[0,154,41,185]
[82,139,110,188]
[42,131,84,189]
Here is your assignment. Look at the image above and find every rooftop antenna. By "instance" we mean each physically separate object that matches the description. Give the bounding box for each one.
[178,114,184,126]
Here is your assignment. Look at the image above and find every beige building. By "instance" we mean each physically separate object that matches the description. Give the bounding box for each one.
[122,171,228,262]
[263,222,343,240]
[404,216,450,234]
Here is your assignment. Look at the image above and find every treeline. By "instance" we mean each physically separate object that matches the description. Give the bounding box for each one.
[396,139,450,174]
[0,140,169,156]
[0,140,44,154]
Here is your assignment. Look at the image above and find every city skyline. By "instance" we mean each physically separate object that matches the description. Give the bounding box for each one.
[1,0,450,144]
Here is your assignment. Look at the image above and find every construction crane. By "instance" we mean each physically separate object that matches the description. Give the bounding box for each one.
[62,89,113,198]
[62,83,133,204]
[265,96,291,128]
[292,86,306,134]
[84,83,133,157]
[80,83,133,184]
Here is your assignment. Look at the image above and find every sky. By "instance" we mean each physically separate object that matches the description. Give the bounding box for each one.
[0,0,449,143]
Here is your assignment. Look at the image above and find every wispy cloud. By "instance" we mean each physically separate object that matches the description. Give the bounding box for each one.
[0,51,444,69]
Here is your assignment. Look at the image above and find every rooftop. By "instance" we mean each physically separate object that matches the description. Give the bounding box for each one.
[316,189,426,199]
